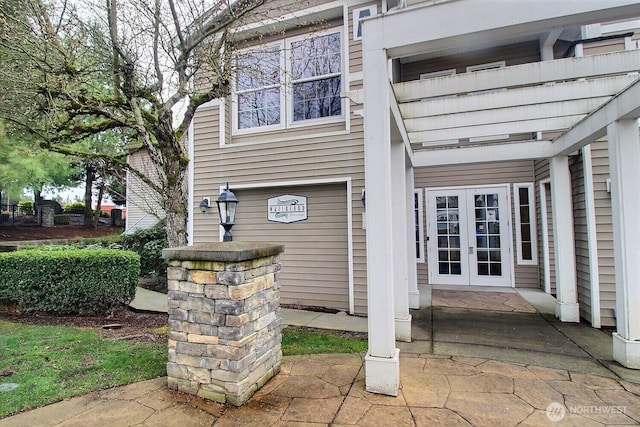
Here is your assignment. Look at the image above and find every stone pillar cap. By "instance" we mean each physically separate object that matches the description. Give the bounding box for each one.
[162,242,284,262]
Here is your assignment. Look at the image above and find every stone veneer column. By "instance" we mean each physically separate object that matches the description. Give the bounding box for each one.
[162,242,284,406]
[41,206,54,227]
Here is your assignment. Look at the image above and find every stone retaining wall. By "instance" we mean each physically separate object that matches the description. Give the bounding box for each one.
[163,242,284,406]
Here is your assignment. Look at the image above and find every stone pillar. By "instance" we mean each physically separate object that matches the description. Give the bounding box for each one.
[162,242,284,406]
[41,206,54,227]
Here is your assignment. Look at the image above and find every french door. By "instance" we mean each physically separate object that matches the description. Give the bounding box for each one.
[426,186,512,286]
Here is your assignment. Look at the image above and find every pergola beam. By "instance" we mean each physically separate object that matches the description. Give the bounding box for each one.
[553,78,640,156]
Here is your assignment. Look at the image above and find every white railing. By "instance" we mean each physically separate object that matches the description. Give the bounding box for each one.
[391,50,640,145]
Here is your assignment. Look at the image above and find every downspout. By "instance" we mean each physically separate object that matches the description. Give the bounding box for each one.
[187,119,195,246]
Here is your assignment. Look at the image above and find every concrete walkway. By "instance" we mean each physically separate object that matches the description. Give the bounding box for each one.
[2,287,640,426]
[130,287,368,333]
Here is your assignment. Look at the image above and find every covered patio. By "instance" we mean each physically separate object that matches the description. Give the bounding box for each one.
[358,0,640,395]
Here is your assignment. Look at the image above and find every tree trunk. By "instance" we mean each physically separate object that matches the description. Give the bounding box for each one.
[34,188,43,206]
[84,166,95,229]
[160,137,189,248]
[163,176,188,248]
[93,181,105,228]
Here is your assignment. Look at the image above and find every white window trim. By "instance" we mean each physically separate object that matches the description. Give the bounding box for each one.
[513,182,538,265]
[231,28,345,136]
[231,41,286,136]
[285,28,345,128]
[420,69,456,79]
[352,5,377,41]
[466,61,506,73]
[415,189,425,263]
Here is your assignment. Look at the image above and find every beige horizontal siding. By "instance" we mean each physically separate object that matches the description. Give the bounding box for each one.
[231,185,349,312]
[347,2,379,75]
[570,152,592,324]
[192,89,368,314]
[590,140,615,327]
[125,149,163,233]
[401,41,541,82]
[534,159,555,295]
[582,38,626,56]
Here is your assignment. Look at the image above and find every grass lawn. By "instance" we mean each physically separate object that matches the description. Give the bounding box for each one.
[0,320,166,418]
[0,321,367,418]
[282,326,368,356]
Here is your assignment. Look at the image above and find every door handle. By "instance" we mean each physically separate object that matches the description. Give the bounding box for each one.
[469,246,474,254]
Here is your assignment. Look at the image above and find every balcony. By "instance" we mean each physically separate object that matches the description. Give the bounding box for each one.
[399,50,640,148]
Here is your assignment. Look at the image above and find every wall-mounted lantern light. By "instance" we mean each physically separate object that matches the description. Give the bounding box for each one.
[216,183,238,242]
[199,198,210,213]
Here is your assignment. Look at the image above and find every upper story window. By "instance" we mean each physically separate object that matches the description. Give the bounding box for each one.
[291,32,342,122]
[233,29,343,134]
[352,5,377,41]
[236,47,282,130]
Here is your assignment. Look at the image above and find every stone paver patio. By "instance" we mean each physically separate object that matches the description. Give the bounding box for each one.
[2,288,640,426]
[3,352,639,426]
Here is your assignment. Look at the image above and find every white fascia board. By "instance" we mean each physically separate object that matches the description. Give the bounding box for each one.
[187,119,195,246]
[393,50,640,101]
[389,84,414,165]
[232,2,343,39]
[405,97,609,133]
[412,140,553,167]
[554,78,640,156]
[399,76,636,118]
[411,116,582,143]
[363,0,640,57]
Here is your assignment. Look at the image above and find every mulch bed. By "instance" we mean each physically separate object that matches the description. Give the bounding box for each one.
[0,307,168,343]
[0,225,123,242]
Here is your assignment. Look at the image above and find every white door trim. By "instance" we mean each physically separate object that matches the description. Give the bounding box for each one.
[426,184,513,287]
[222,177,354,314]
[539,178,552,294]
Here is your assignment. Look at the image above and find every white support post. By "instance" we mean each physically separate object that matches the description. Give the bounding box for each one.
[406,163,419,309]
[582,145,601,328]
[392,141,411,342]
[362,42,399,396]
[549,155,580,322]
[607,119,640,369]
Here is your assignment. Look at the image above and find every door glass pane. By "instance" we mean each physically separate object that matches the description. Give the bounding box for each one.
[435,195,461,275]
[489,250,501,261]
[451,263,461,274]
[474,193,502,277]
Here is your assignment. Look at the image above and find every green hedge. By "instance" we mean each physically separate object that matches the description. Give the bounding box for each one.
[53,214,71,225]
[0,249,140,314]
[121,228,168,279]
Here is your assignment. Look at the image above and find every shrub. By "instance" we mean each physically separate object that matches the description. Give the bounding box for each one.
[0,249,140,314]
[53,214,71,225]
[121,227,168,280]
[18,200,34,216]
